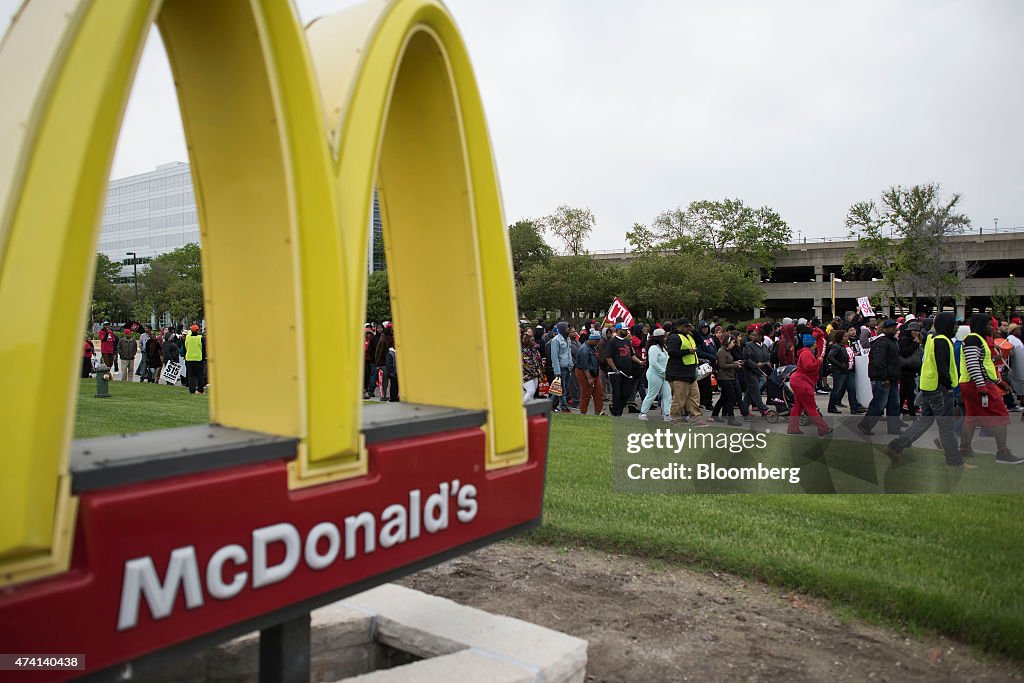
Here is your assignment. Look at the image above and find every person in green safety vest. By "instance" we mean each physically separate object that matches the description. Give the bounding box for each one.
[883,313,973,468]
[665,318,708,427]
[958,313,1022,464]
[184,324,207,395]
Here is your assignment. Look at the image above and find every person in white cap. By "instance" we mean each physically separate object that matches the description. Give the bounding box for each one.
[639,328,672,421]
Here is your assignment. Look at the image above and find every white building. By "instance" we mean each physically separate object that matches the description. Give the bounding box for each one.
[99,161,199,281]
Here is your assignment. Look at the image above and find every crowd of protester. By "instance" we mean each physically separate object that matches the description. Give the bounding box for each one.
[521,310,1024,466]
[83,321,208,394]
[85,310,1024,466]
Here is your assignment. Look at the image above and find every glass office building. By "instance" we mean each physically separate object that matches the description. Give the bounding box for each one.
[100,162,385,278]
[98,161,199,280]
[368,189,386,273]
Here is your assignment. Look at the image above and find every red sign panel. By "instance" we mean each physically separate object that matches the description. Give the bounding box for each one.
[0,416,548,682]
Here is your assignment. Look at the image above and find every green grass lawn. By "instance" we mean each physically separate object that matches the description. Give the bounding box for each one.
[74,378,208,438]
[73,381,1023,659]
[532,413,1024,660]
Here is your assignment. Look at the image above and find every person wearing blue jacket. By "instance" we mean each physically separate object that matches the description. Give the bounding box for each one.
[550,321,574,413]
[575,331,604,415]
[639,328,671,421]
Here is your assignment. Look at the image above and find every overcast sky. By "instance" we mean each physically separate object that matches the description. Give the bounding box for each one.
[3,0,1022,249]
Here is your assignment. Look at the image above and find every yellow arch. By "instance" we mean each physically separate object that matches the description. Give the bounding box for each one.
[0,0,526,586]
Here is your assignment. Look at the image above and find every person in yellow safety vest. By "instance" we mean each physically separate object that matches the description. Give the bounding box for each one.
[883,313,973,467]
[665,318,709,427]
[958,313,1022,464]
[184,323,207,395]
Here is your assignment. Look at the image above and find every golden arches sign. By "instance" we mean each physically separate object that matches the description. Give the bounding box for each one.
[0,0,527,585]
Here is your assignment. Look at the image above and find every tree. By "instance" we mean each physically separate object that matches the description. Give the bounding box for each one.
[540,205,595,255]
[624,222,655,255]
[844,184,971,314]
[90,253,124,323]
[365,270,392,323]
[165,279,204,323]
[516,256,618,323]
[133,243,205,324]
[621,254,763,321]
[641,198,791,273]
[991,276,1020,322]
[507,219,554,285]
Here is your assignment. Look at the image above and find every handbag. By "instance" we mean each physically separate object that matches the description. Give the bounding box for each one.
[696,362,713,381]
[538,379,550,397]
[549,376,563,396]
[902,348,923,370]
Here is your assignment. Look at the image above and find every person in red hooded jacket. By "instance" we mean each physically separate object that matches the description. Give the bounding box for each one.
[788,331,833,436]
[810,318,829,394]
[776,323,797,366]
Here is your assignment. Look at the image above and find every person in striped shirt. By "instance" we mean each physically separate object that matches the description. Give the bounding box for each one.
[958,313,1023,464]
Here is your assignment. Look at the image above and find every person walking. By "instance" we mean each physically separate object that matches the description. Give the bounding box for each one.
[162,332,181,385]
[81,334,95,378]
[883,313,972,467]
[958,314,1022,464]
[826,329,864,414]
[606,323,640,417]
[136,326,151,381]
[575,330,604,415]
[550,321,575,414]
[639,328,671,421]
[695,322,717,410]
[898,321,923,416]
[715,335,743,427]
[183,324,206,394]
[857,319,902,435]
[522,331,544,403]
[98,321,116,371]
[363,325,376,399]
[374,323,394,401]
[776,323,797,367]
[741,328,770,417]
[788,332,832,436]
[143,331,163,383]
[117,330,137,382]
[385,343,399,402]
[666,319,707,426]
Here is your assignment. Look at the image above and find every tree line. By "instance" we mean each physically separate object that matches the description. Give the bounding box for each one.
[516,183,1018,323]
[88,184,1020,329]
[90,243,203,325]
[513,198,790,323]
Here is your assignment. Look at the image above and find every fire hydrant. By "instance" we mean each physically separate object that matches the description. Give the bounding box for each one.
[95,364,112,398]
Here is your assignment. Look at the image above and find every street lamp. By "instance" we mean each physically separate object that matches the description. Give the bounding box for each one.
[126,251,138,299]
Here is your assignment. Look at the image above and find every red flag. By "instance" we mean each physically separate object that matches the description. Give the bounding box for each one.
[604,297,634,328]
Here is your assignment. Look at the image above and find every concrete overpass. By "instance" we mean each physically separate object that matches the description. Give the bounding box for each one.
[590,230,1024,320]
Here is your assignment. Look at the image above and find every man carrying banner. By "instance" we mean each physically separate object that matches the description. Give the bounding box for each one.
[606,322,641,417]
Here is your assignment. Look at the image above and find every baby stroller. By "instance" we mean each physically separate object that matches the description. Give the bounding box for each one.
[764,365,808,425]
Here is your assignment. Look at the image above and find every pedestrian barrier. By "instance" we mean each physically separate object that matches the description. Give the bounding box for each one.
[0,0,548,680]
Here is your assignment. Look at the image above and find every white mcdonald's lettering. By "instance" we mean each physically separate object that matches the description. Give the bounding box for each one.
[116,482,478,630]
[117,547,204,631]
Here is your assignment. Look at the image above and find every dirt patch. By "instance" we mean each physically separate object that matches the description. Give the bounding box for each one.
[399,542,1021,682]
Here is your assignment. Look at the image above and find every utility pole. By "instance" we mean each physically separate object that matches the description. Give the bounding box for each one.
[126,251,138,299]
